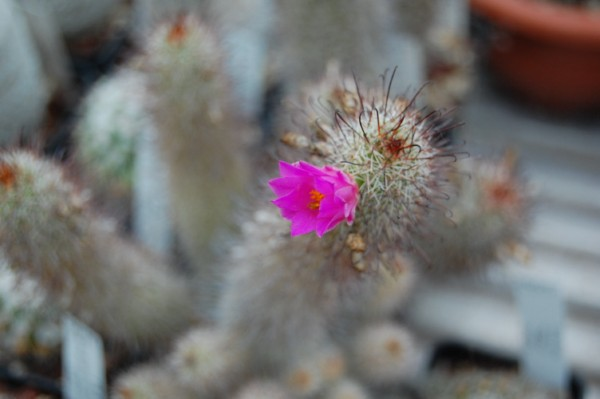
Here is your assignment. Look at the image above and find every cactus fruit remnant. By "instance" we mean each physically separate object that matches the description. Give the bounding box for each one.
[0,151,194,349]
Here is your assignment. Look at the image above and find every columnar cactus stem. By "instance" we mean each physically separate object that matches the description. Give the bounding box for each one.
[0,151,194,349]
[142,15,251,313]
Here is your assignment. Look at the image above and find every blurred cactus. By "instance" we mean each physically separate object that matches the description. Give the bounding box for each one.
[272,0,396,91]
[418,151,532,273]
[142,15,252,309]
[282,343,346,397]
[217,207,340,370]
[231,379,292,399]
[350,322,423,386]
[424,29,474,110]
[131,0,206,42]
[168,326,245,397]
[324,378,372,399]
[111,363,196,399]
[0,259,61,359]
[422,370,566,399]
[0,150,194,349]
[73,69,149,217]
[0,0,49,143]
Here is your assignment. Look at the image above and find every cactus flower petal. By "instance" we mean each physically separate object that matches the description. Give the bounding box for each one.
[269,161,359,237]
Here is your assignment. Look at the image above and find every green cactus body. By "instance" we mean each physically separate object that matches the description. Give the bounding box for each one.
[0,151,194,349]
[143,15,250,307]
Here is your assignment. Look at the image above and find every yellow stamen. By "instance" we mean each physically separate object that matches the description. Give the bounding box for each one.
[308,189,325,210]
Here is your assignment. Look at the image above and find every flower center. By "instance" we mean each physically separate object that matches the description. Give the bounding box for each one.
[308,189,325,210]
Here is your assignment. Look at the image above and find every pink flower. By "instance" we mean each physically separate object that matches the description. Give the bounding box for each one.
[269,160,359,237]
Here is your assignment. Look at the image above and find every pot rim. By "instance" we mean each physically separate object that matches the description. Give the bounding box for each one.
[470,0,600,48]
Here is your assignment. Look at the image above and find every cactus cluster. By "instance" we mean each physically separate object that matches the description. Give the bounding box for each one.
[0,3,538,399]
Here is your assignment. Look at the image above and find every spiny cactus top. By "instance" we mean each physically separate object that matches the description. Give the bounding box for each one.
[274,67,456,273]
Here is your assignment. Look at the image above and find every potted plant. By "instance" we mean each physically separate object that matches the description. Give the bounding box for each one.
[470,0,600,113]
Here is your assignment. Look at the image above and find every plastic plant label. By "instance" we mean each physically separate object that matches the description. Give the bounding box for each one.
[513,279,567,389]
[62,314,107,399]
[133,125,172,255]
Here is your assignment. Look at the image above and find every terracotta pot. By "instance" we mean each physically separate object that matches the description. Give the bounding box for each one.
[470,0,600,113]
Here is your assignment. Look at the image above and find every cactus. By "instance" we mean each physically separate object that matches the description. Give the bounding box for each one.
[276,67,456,275]
[272,0,396,91]
[231,379,292,399]
[282,343,346,397]
[111,363,196,399]
[417,151,532,273]
[422,370,566,399]
[324,378,372,399]
[0,259,62,359]
[131,0,207,43]
[73,69,150,219]
[218,69,454,374]
[142,15,252,311]
[350,252,418,324]
[0,0,49,143]
[0,150,194,349]
[168,326,245,398]
[217,206,340,370]
[350,321,423,386]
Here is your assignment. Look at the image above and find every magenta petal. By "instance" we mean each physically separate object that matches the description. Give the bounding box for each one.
[268,176,305,197]
[269,160,359,237]
[290,212,317,236]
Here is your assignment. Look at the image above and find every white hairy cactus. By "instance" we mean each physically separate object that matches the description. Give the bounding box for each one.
[0,259,62,359]
[0,151,194,349]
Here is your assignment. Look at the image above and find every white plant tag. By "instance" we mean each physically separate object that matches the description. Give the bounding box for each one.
[513,279,567,389]
[133,125,172,255]
[62,314,107,399]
